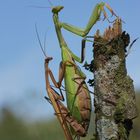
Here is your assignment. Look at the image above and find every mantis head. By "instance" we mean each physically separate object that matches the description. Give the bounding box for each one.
[45,57,53,63]
[52,6,64,14]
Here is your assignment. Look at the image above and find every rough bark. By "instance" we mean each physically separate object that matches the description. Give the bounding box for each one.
[92,18,138,140]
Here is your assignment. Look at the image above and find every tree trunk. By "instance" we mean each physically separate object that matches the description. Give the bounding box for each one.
[93,18,138,140]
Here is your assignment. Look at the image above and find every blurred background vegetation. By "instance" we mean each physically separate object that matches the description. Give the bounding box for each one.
[0,92,139,140]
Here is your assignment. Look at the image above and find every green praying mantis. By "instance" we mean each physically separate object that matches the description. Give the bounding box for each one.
[37,2,117,140]
[50,2,117,138]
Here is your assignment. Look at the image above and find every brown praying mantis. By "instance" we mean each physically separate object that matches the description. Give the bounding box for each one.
[35,27,89,140]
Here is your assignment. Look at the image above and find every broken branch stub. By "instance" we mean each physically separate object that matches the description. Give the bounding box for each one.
[93,18,138,140]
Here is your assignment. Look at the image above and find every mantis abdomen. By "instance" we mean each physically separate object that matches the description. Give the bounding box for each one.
[62,48,91,132]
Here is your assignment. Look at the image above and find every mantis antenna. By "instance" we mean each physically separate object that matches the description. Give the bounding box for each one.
[35,24,47,57]
[43,31,47,55]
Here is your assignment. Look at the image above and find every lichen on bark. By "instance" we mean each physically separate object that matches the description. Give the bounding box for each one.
[92,18,138,140]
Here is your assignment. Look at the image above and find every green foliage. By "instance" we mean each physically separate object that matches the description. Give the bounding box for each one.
[0,109,31,140]
[0,108,64,140]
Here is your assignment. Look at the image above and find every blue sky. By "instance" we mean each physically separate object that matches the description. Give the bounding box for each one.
[0,0,140,121]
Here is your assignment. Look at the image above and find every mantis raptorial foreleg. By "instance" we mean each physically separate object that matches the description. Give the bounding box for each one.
[61,3,117,37]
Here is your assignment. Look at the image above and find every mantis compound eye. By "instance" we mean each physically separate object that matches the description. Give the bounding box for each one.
[45,57,53,63]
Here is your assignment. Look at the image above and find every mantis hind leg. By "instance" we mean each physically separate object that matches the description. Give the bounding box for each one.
[81,36,94,48]
[70,36,94,63]
[77,35,94,64]
[44,96,52,104]
[72,76,94,94]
